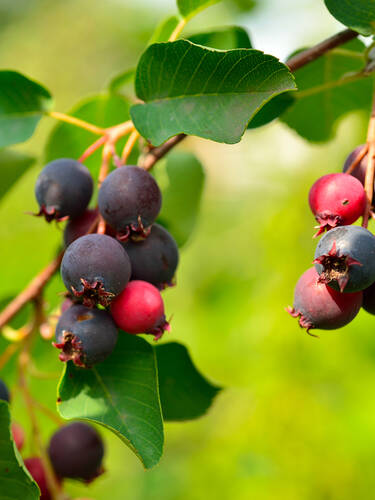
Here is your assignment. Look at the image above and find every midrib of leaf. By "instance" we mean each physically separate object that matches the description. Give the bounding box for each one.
[295,71,366,99]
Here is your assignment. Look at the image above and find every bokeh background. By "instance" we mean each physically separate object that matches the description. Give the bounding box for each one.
[1,0,374,498]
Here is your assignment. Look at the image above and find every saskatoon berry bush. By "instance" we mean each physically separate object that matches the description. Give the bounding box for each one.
[1,0,375,499]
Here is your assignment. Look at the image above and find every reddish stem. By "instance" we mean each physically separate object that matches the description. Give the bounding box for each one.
[363,88,375,228]
[79,135,107,163]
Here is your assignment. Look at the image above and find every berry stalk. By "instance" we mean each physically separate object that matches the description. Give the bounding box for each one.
[363,87,375,228]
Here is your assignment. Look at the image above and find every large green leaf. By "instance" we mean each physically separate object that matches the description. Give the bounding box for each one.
[0,71,52,147]
[188,26,252,50]
[152,151,205,247]
[156,343,221,421]
[57,333,164,470]
[0,401,39,500]
[0,150,35,202]
[281,39,373,142]
[131,40,296,146]
[177,0,221,19]
[324,0,375,36]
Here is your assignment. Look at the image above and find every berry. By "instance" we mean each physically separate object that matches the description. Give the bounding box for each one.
[314,225,375,293]
[61,234,131,307]
[122,223,179,288]
[110,280,170,340]
[287,267,362,334]
[35,159,93,222]
[98,166,162,240]
[54,304,118,367]
[24,457,52,500]
[48,422,104,482]
[362,281,375,314]
[64,208,98,247]
[308,173,366,236]
[342,144,370,187]
[12,422,25,451]
[0,379,10,402]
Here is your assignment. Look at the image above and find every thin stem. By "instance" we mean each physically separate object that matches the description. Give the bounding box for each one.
[97,215,106,235]
[98,142,113,186]
[142,134,186,170]
[47,111,106,135]
[79,135,107,163]
[363,87,375,228]
[121,130,140,164]
[32,399,64,426]
[0,343,19,371]
[345,143,369,175]
[169,18,187,42]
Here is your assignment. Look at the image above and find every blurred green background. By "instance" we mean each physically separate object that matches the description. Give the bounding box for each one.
[1,0,375,499]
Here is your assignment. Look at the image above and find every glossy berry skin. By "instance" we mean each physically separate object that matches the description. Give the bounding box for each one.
[0,379,10,402]
[314,225,375,293]
[61,234,131,307]
[342,144,371,187]
[122,224,179,288]
[64,208,98,247]
[12,422,25,451]
[54,304,118,368]
[362,281,375,314]
[111,280,170,340]
[24,457,52,500]
[98,166,162,240]
[35,159,93,222]
[48,422,104,482]
[308,173,366,236]
[287,267,362,334]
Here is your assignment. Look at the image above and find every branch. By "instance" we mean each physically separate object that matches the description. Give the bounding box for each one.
[143,134,186,170]
[363,86,375,228]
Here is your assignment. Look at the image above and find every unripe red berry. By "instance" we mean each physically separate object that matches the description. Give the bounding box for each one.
[24,457,52,500]
[110,280,170,340]
[308,173,366,236]
[12,422,25,451]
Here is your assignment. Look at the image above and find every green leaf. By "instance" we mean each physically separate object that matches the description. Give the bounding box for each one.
[152,151,205,247]
[57,333,164,470]
[131,40,296,146]
[177,0,221,19]
[156,343,221,421]
[0,150,35,202]
[247,92,295,129]
[0,401,40,500]
[148,15,180,44]
[0,70,53,147]
[108,68,136,95]
[281,39,373,142]
[188,26,252,50]
[324,0,375,36]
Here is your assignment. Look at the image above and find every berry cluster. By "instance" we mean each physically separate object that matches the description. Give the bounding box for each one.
[0,379,104,499]
[35,159,179,368]
[288,145,375,335]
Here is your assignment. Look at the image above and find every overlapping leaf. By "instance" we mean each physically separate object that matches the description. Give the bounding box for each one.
[188,26,252,50]
[324,0,375,36]
[177,0,221,19]
[0,150,35,202]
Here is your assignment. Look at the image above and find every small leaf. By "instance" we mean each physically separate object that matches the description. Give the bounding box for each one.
[0,71,53,147]
[148,15,180,44]
[188,26,252,49]
[155,342,221,421]
[0,401,40,500]
[108,68,136,95]
[152,151,205,247]
[131,40,296,146]
[324,0,375,36]
[0,150,35,202]
[177,0,221,19]
[57,333,164,469]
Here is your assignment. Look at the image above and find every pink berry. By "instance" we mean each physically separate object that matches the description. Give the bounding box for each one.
[24,457,52,500]
[110,280,170,340]
[11,422,25,451]
[308,173,366,236]
[287,267,362,335]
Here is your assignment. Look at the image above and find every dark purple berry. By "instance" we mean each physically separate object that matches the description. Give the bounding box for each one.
[64,208,98,247]
[0,379,10,402]
[35,159,93,222]
[314,225,375,293]
[98,166,162,240]
[61,234,131,307]
[342,144,372,188]
[122,223,179,288]
[362,281,375,314]
[54,304,118,367]
[48,422,104,482]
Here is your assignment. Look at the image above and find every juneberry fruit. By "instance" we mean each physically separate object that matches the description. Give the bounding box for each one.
[308,173,366,236]
[24,457,52,500]
[61,234,131,307]
[98,166,162,240]
[64,208,98,247]
[111,280,170,340]
[287,267,362,334]
[12,422,25,451]
[314,225,375,293]
[54,304,118,367]
[48,422,104,482]
[342,144,370,187]
[122,223,179,288]
[0,379,10,402]
[362,281,375,314]
[35,159,93,221]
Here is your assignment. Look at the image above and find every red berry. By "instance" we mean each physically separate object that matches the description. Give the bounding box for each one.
[287,267,362,334]
[11,422,25,451]
[111,280,170,340]
[24,457,52,500]
[308,173,366,236]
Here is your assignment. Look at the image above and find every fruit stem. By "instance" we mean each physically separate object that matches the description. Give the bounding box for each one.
[363,86,375,228]
[142,134,186,170]
[169,18,187,42]
[47,111,106,135]
[78,135,107,163]
[0,342,20,370]
[121,130,140,164]
[345,143,369,175]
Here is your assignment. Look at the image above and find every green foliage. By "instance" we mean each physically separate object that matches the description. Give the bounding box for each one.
[131,40,296,146]
[177,0,221,20]
[108,69,136,95]
[248,92,295,129]
[324,0,375,36]
[156,342,221,421]
[0,401,39,500]
[0,71,52,147]
[57,333,164,469]
[188,26,252,49]
[0,150,35,202]
[148,15,180,44]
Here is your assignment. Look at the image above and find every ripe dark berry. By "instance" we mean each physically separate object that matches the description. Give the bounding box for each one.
[12,422,25,451]
[314,225,375,293]
[48,422,104,482]
[24,457,52,500]
[362,281,375,314]
[0,379,10,402]
[287,267,362,334]
[54,304,118,367]
[308,173,366,236]
[110,280,170,340]
[98,166,162,240]
[64,208,98,247]
[61,234,131,307]
[35,159,93,222]
[122,223,179,288]
[342,144,370,187]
